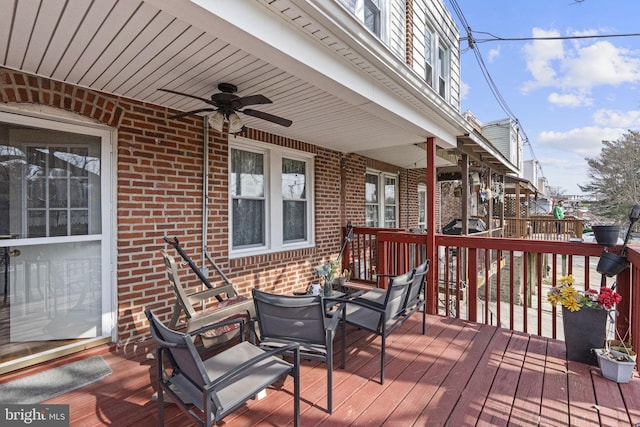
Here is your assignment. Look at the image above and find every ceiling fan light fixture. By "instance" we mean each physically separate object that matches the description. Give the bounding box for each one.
[208,111,224,132]
[228,112,244,133]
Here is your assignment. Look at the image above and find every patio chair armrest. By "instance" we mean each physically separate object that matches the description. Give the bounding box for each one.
[329,296,386,313]
[187,286,236,303]
[375,273,398,288]
[249,317,259,344]
[188,317,246,338]
[324,302,345,331]
[207,342,300,389]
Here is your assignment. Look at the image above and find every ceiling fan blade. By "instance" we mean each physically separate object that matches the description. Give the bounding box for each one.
[158,88,218,107]
[168,108,215,120]
[233,94,272,109]
[242,109,293,127]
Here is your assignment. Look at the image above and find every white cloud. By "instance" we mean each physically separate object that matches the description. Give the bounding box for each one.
[487,47,500,63]
[537,126,625,156]
[562,41,640,88]
[536,154,588,194]
[460,80,470,100]
[521,28,564,92]
[521,29,640,94]
[547,91,592,107]
[593,109,640,127]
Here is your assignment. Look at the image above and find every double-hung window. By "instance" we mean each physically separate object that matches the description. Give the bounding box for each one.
[230,138,314,257]
[338,0,381,36]
[365,171,398,228]
[424,27,450,100]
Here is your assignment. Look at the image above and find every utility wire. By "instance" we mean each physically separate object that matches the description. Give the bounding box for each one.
[449,0,545,179]
[464,31,640,44]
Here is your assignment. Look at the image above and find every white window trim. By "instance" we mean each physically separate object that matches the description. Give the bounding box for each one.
[418,183,427,231]
[338,0,386,41]
[366,169,398,228]
[437,44,450,100]
[229,137,315,258]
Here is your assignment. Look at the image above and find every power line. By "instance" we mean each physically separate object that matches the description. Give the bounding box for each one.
[449,0,545,180]
[464,31,640,44]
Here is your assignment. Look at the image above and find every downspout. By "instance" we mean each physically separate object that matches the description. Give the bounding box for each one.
[201,118,234,287]
[202,117,209,276]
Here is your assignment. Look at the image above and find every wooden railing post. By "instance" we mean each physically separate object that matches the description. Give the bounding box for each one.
[615,268,631,345]
[467,247,478,322]
[377,237,389,288]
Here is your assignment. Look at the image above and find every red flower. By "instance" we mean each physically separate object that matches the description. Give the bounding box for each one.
[597,287,622,309]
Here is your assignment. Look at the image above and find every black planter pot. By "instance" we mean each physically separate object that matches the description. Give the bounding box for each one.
[591,225,621,246]
[597,251,629,277]
[562,306,608,366]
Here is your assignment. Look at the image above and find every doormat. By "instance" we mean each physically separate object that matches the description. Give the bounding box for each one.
[0,356,112,404]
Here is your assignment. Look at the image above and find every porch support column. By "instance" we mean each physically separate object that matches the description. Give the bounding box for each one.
[487,172,493,233]
[461,155,469,235]
[515,183,522,237]
[499,175,505,235]
[426,137,438,314]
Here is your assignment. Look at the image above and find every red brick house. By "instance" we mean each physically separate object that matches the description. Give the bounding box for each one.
[0,0,515,373]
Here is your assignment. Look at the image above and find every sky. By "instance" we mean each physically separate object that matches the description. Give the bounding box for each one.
[447,0,640,196]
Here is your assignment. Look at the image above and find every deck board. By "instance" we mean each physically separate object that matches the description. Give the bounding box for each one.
[478,330,527,426]
[509,334,547,426]
[540,338,570,427]
[2,314,638,426]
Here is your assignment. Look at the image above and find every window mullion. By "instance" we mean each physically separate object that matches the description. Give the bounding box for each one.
[270,151,282,248]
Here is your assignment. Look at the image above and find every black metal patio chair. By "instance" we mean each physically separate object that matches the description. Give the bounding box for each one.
[251,289,344,413]
[328,263,427,384]
[145,309,300,426]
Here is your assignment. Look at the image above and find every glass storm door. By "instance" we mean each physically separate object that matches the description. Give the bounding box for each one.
[0,112,113,347]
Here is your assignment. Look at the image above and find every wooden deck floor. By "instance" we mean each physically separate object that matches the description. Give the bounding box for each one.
[3,314,640,426]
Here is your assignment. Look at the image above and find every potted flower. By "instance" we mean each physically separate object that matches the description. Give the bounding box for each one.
[315,260,339,296]
[547,274,622,365]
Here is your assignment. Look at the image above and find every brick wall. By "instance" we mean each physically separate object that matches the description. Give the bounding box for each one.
[0,68,346,344]
[440,181,463,228]
[0,67,438,346]
[404,168,427,229]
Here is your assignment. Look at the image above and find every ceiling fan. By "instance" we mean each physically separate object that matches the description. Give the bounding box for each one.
[158,83,292,133]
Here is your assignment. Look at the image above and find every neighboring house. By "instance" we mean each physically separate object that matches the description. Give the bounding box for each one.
[0,0,513,372]
[481,118,524,176]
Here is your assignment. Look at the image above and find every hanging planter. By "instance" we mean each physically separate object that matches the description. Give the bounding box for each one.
[593,310,636,383]
[591,225,621,246]
[597,251,629,277]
